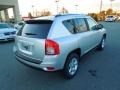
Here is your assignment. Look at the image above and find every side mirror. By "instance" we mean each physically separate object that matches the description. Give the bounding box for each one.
[97,24,103,29]
[92,24,103,30]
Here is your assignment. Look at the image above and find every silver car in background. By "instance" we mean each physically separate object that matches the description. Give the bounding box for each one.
[0,23,17,41]
[14,14,106,79]
[14,21,25,30]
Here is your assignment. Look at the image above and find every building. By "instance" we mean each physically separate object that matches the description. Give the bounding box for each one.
[0,0,20,22]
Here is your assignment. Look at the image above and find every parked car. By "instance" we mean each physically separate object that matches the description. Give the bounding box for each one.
[105,15,117,22]
[0,23,17,41]
[14,21,25,30]
[14,14,106,79]
[117,16,120,21]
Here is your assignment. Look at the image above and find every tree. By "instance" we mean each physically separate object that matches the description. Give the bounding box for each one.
[106,8,113,15]
[40,10,52,16]
[60,7,69,14]
[99,10,106,20]
[88,13,98,21]
[28,12,33,19]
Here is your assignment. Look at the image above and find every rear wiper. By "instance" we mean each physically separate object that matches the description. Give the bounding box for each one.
[25,33,36,35]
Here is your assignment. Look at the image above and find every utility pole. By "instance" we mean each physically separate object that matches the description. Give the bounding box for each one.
[55,0,59,14]
[75,4,78,13]
[100,0,103,13]
[110,0,114,9]
[32,5,35,17]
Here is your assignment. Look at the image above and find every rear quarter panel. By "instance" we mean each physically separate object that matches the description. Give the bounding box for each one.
[51,35,79,68]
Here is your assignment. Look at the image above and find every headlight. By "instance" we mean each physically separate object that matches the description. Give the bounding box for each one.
[0,33,4,36]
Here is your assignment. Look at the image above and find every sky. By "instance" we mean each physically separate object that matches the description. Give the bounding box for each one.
[17,0,120,16]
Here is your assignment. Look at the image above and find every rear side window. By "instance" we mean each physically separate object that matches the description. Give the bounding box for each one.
[62,19,75,34]
[17,20,53,39]
[63,18,88,34]
[74,18,88,33]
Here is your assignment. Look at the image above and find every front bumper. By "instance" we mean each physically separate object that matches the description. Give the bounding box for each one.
[0,35,15,41]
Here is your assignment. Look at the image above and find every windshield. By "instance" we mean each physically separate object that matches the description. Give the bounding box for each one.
[107,16,114,18]
[0,23,11,29]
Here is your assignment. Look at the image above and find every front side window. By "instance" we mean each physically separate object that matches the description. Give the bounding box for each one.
[74,18,88,33]
[87,18,97,30]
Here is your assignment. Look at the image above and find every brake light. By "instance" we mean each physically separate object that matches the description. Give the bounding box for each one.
[45,39,60,55]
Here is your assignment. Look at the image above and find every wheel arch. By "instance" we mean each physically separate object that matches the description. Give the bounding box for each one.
[67,48,81,58]
[103,33,106,39]
[63,48,81,68]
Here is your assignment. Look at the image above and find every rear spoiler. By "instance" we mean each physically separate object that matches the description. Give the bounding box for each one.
[25,20,53,24]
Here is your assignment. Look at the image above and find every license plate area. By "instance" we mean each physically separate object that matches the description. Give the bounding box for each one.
[19,41,33,55]
[9,35,15,38]
[22,43,31,52]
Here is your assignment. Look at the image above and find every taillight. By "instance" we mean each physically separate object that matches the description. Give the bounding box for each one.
[45,39,60,55]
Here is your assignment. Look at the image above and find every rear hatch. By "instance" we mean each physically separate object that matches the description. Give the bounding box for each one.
[16,20,53,61]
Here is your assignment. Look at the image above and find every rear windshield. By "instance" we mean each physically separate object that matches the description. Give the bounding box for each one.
[17,20,53,39]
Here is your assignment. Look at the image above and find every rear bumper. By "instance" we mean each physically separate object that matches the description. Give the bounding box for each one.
[15,51,64,71]
[0,35,15,41]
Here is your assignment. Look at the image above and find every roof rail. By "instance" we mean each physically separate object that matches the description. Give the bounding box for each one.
[55,14,86,17]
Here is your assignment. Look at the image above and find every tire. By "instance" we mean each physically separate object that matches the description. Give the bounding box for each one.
[63,53,79,79]
[97,37,106,50]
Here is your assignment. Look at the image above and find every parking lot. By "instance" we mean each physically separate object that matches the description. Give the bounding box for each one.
[0,22,120,90]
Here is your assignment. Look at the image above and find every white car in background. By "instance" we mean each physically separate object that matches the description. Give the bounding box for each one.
[105,15,117,22]
[117,16,120,21]
[0,23,17,41]
[14,21,25,30]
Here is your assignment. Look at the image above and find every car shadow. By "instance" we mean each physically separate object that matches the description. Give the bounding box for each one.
[80,49,98,63]
[0,40,14,44]
[16,49,100,81]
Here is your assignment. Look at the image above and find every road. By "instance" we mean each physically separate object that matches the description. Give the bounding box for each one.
[0,22,120,90]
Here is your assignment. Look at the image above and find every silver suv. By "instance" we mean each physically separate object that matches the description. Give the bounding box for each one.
[14,14,106,79]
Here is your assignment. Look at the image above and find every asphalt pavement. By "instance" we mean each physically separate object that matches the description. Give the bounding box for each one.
[0,22,120,90]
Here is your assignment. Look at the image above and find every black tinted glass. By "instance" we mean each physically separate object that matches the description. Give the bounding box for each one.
[18,22,24,25]
[74,18,88,33]
[63,19,75,34]
[17,20,52,39]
